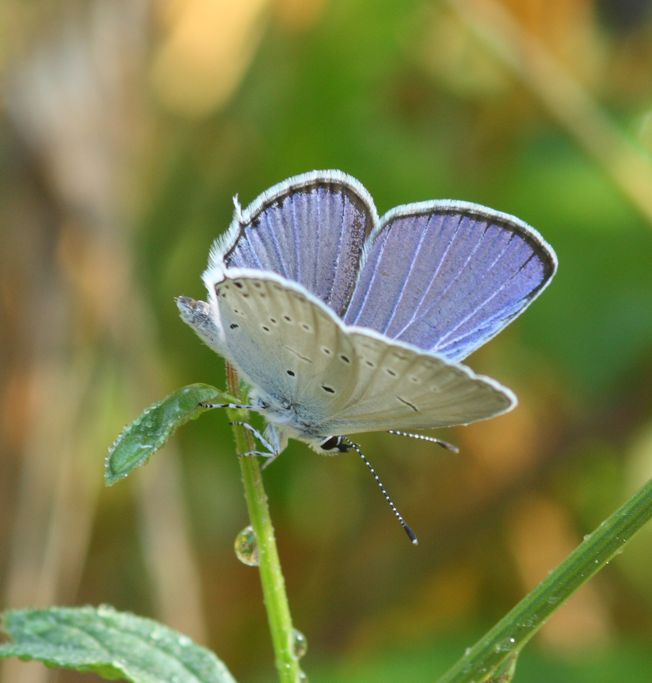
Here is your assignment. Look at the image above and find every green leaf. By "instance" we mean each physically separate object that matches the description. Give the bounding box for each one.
[0,605,237,683]
[105,383,225,485]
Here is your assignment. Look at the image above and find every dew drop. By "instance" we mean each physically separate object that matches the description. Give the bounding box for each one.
[292,628,308,660]
[494,636,516,653]
[234,525,259,566]
[150,627,164,641]
[97,604,114,618]
[298,671,309,682]
[177,634,191,647]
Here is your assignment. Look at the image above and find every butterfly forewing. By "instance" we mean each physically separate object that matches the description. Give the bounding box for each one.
[216,272,358,428]
[344,202,557,361]
[208,171,377,317]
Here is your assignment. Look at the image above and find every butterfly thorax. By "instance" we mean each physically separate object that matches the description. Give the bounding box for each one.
[249,389,334,452]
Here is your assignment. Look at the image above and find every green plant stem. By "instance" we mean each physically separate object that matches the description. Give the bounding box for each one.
[436,477,652,683]
[226,365,301,683]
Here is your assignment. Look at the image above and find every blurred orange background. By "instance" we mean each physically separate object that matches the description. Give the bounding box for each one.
[1,1,652,681]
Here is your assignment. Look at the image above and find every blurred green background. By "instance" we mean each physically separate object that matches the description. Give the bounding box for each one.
[1,1,652,681]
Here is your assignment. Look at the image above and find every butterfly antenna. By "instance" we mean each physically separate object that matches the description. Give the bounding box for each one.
[199,401,256,411]
[388,429,459,454]
[342,438,418,545]
[232,194,245,225]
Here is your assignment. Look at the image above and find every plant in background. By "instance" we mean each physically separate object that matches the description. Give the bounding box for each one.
[2,172,651,683]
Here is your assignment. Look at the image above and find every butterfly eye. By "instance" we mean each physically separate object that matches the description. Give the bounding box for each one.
[319,436,340,451]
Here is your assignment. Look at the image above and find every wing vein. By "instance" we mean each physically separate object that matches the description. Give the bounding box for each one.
[392,213,465,339]
[382,213,433,333]
[399,224,516,345]
[434,249,537,351]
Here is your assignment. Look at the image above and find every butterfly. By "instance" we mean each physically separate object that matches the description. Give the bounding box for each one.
[177,170,557,542]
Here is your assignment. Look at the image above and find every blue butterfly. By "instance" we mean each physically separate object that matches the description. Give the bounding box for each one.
[178,171,557,542]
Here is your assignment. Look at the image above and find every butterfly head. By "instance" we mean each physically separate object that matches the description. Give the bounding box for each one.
[318,435,350,453]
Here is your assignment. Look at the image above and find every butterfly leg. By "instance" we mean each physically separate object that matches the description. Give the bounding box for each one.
[260,425,285,470]
[229,421,279,462]
[240,449,277,459]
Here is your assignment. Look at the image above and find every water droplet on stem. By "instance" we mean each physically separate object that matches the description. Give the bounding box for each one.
[292,628,308,659]
[234,525,259,566]
[494,636,516,653]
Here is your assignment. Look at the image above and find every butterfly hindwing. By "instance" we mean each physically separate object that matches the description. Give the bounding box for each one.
[327,329,515,434]
[216,272,515,438]
[344,201,557,361]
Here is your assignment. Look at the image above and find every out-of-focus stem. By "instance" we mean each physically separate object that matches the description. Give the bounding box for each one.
[436,477,652,683]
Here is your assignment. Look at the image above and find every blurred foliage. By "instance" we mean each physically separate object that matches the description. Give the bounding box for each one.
[308,633,652,683]
[1,1,652,682]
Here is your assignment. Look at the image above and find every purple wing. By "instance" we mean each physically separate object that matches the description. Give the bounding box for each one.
[205,170,377,317]
[343,201,557,361]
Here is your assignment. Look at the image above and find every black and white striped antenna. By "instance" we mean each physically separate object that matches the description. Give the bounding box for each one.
[388,429,459,453]
[341,437,418,545]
